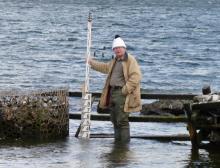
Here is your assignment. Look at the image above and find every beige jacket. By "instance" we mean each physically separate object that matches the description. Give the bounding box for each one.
[90,53,142,112]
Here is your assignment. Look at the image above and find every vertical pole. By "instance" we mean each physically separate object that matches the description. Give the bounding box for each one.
[184,103,198,149]
[79,13,92,139]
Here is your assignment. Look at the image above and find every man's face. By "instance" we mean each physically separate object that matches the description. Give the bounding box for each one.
[113,47,126,58]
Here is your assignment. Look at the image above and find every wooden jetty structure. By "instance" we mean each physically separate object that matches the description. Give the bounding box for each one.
[69,91,196,100]
[69,91,196,141]
[69,91,196,123]
[184,99,220,149]
[90,133,190,141]
[69,113,187,123]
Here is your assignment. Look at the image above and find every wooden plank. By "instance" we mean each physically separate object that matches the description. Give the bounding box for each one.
[90,133,190,141]
[69,113,187,123]
[69,91,196,100]
[140,93,196,100]
[192,101,220,111]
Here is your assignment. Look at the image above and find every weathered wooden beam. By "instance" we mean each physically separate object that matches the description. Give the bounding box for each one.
[69,92,100,97]
[140,93,196,100]
[69,91,196,100]
[192,101,220,110]
[90,133,190,141]
[69,113,187,123]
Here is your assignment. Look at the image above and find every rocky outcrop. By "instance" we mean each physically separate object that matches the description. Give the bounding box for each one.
[141,99,192,116]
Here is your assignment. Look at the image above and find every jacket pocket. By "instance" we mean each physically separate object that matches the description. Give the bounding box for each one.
[128,92,140,108]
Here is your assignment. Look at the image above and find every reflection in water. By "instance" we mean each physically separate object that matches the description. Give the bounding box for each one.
[77,140,95,168]
[103,142,132,168]
[187,147,220,168]
[207,149,220,168]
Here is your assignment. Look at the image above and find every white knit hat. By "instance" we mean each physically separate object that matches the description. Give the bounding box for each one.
[112,35,126,49]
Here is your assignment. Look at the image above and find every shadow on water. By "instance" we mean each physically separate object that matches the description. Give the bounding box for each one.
[0,137,69,147]
[102,142,131,168]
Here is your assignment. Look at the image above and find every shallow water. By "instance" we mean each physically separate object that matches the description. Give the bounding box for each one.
[0,120,220,168]
[0,0,220,167]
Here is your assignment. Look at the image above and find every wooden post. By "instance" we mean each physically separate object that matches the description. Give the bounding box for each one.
[184,103,198,149]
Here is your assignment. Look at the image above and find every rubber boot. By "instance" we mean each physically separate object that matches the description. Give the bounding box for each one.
[119,127,130,143]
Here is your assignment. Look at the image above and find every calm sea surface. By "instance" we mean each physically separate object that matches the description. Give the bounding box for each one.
[0,0,220,167]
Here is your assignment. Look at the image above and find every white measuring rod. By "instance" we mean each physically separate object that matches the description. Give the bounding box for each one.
[79,13,92,139]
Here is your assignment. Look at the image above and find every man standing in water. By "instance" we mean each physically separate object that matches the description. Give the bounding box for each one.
[89,35,142,143]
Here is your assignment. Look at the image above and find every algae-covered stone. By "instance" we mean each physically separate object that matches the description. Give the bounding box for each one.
[141,99,193,116]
